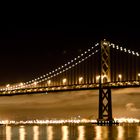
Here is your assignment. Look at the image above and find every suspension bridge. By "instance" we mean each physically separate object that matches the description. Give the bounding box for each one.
[0,39,140,123]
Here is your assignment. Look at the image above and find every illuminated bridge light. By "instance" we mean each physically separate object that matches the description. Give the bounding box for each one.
[20,83,23,86]
[132,51,135,55]
[136,52,139,56]
[124,48,127,52]
[112,43,115,48]
[138,73,140,80]
[118,74,122,78]
[6,84,10,88]
[96,75,100,82]
[128,50,131,53]
[79,77,83,84]
[116,45,119,49]
[95,43,99,46]
[118,74,122,81]
[63,78,67,84]
[47,80,51,85]
[103,40,108,46]
[33,82,37,86]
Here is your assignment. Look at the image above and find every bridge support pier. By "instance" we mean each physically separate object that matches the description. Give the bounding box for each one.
[98,87,113,124]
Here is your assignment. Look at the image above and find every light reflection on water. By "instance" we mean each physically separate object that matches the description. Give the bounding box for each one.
[33,126,39,140]
[1,124,140,140]
[77,126,85,140]
[19,126,26,140]
[6,125,11,140]
[117,126,125,139]
[47,126,53,140]
[61,126,69,140]
[95,125,101,139]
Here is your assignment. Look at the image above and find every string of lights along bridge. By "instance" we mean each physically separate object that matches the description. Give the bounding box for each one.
[0,39,140,123]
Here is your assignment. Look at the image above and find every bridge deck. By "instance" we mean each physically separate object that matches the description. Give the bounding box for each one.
[0,81,140,96]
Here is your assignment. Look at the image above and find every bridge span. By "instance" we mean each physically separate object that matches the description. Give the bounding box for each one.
[0,39,140,123]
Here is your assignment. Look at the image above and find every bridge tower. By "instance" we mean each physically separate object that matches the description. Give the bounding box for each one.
[98,39,113,123]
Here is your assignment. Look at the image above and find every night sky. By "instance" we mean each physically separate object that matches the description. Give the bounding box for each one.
[0,23,140,85]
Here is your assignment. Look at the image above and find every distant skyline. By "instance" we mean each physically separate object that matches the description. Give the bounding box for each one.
[0,23,140,85]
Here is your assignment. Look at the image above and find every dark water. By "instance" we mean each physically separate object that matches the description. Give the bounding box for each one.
[0,124,140,140]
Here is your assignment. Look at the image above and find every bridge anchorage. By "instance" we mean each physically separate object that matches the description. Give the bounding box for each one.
[97,39,115,125]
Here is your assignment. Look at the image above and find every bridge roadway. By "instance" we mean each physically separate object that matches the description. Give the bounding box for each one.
[0,80,140,96]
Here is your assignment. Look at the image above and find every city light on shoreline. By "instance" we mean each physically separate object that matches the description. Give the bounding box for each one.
[0,118,139,125]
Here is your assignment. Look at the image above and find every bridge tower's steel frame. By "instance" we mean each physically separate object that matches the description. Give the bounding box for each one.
[98,39,113,122]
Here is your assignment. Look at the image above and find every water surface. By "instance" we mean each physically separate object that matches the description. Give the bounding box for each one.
[0,124,140,140]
